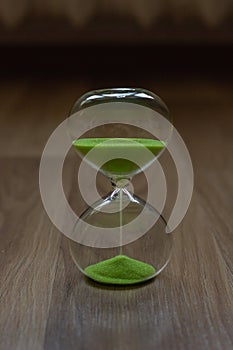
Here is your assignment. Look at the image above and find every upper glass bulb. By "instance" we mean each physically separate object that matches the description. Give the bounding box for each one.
[67,87,172,181]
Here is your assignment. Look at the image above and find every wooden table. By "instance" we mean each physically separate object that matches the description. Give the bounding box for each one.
[0,79,232,349]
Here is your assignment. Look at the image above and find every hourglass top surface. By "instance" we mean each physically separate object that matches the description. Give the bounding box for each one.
[70,87,170,113]
[68,87,172,179]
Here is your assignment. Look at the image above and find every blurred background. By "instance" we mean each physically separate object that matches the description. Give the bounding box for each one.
[0,0,232,158]
[1,0,233,79]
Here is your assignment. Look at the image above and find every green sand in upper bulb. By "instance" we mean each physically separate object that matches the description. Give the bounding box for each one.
[73,138,164,175]
[84,255,156,285]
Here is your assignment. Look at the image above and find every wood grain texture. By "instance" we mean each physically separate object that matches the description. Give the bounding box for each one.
[0,79,233,350]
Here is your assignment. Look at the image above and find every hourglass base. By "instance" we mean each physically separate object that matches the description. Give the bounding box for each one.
[69,189,172,285]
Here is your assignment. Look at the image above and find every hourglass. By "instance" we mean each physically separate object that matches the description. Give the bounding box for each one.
[67,88,173,285]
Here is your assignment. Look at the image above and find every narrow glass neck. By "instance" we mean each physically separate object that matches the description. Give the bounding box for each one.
[110,177,131,190]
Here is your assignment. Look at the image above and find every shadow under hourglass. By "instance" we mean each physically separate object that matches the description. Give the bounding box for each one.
[83,273,156,291]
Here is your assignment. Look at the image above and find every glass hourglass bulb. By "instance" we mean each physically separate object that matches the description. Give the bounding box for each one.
[67,88,173,285]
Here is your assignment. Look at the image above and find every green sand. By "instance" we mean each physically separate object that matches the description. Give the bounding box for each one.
[73,138,164,175]
[85,255,156,284]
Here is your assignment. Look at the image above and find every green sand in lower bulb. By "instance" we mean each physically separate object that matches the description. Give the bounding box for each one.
[84,255,156,285]
[73,138,164,175]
